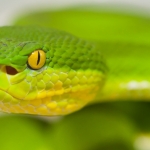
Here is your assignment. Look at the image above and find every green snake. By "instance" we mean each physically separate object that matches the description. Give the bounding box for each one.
[0,7,150,116]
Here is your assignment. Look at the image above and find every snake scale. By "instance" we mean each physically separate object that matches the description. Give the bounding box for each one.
[0,7,150,116]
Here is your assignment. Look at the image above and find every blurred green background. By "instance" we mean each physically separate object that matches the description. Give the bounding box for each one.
[0,1,150,150]
[1,101,150,150]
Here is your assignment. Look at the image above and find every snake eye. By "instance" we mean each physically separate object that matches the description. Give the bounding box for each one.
[27,50,46,70]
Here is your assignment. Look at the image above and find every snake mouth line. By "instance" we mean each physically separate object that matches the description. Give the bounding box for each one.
[0,88,21,103]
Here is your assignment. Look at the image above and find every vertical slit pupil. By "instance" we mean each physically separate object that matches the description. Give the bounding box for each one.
[37,51,40,65]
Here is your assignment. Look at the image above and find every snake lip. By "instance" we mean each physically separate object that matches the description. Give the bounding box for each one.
[5,66,18,75]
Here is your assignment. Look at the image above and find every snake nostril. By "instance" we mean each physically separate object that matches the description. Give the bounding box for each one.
[6,66,18,75]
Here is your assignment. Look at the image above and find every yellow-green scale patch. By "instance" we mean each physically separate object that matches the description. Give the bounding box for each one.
[0,68,104,115]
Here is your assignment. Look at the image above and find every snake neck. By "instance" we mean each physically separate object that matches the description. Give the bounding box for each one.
[95,78,150,102]
[89,39,150,102]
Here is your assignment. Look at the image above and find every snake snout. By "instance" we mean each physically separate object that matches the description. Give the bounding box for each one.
[5,66,18,75]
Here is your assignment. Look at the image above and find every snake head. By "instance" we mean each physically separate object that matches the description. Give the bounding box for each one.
[0,26,107,115]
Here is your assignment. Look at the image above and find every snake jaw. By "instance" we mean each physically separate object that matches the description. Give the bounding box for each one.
[0,65,105,115]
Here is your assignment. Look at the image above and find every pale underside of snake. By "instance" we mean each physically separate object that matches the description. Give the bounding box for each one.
[0,6,150,116]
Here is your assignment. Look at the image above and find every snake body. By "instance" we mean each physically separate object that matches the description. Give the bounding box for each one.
[0,7,150,115]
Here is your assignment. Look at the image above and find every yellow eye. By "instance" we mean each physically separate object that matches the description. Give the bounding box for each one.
[28,50,46,70]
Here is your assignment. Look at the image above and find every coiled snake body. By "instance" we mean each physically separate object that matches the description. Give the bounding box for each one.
[0,7,150,115]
